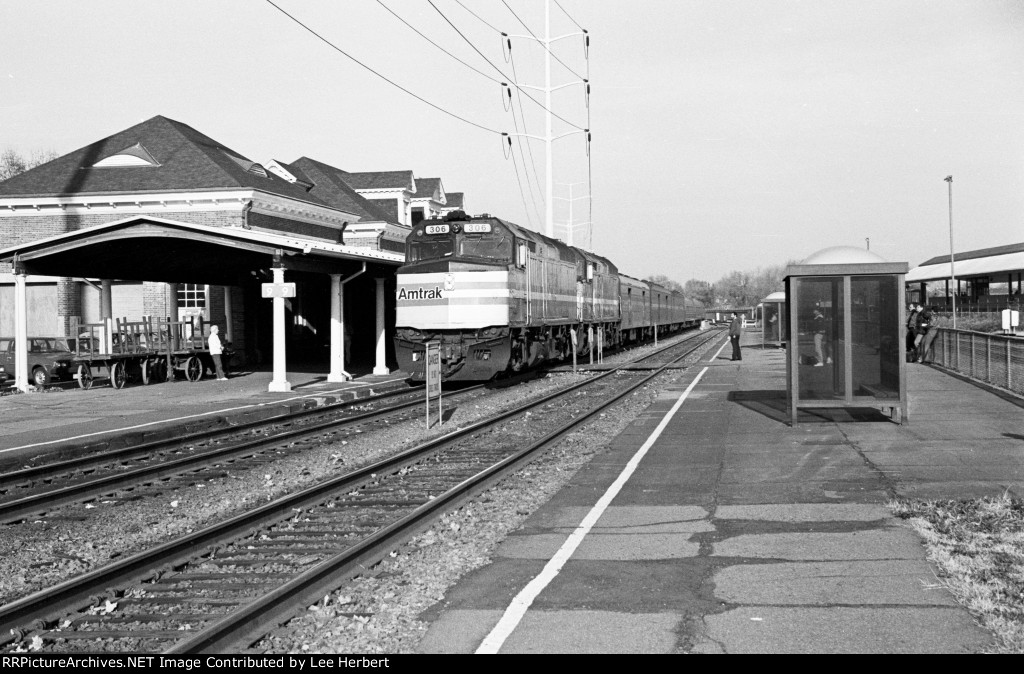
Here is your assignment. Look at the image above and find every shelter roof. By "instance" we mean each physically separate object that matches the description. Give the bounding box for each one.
[0,116,332,208]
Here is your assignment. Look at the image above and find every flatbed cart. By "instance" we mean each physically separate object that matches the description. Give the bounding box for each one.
[67,316,213,390]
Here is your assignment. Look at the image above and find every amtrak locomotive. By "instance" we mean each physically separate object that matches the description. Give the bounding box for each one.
[394,211,703,381]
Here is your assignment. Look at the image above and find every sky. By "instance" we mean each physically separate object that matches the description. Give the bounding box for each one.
[2,0,1022,285]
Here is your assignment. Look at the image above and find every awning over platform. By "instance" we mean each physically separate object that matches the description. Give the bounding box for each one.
[0,215,403,283]
[906,250,1024,283]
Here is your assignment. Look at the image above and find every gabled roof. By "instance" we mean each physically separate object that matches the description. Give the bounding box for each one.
[287,157,400,224]
[337,170,415,192]
[0,115,331,207]
[917,242,1024,267]
[444,192,464,209]
[413,177,443,200]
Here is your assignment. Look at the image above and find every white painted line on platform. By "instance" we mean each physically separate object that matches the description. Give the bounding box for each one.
[0,376,410,455]
[475,366,710,654]
[710,337,730,361]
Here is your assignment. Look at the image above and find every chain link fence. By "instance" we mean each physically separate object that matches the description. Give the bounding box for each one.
[929,328,1024,396]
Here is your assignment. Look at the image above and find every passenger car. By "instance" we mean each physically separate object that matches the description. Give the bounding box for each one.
[0,337,77,387]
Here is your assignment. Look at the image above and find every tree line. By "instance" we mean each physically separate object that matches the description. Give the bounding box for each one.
[646,264,794,309]
[0,147,59,182]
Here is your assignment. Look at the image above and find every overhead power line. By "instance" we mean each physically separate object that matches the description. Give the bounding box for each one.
[427,0,587,131]
[263,0,502,135]
[500,0,586,81]
[374,0,502,85]
[553,0,585,31]
[452,0,503,34]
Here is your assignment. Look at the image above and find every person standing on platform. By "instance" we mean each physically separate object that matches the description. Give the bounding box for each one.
[729,312,742,361]
[905,303,921,362]
[209,325,228,381]
[915,306,935,363]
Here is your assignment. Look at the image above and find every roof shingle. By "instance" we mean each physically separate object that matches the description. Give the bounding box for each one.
[0,115,330,207]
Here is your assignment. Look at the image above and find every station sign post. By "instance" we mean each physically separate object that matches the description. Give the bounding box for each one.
[425,341,442,428]
[261,282,297,299]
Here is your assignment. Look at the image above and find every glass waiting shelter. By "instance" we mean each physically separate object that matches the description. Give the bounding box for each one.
[784,247,909,426]
[761,291,787,348]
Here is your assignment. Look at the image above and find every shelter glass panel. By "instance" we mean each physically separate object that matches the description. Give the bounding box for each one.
[851,276,900,398]
[796,277,844,401]
[763,302,787,343]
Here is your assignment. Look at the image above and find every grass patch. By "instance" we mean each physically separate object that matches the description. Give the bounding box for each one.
[890,493,1024,653]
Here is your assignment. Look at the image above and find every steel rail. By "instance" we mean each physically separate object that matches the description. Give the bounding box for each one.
[0,385,483,523]
[0,329,723,649]
[0,384,422,489]
[170,329,723,652]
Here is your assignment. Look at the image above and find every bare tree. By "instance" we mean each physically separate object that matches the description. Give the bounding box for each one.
[0,147,59,182]
[644,274,684,293]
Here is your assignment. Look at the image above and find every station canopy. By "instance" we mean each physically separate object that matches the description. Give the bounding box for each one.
[906,242,1024,283]
[0,215,402,284]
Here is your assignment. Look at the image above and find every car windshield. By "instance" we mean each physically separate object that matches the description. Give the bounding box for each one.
[30,338,71,353]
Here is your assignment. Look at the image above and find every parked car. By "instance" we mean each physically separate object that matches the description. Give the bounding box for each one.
[0,337,77,387]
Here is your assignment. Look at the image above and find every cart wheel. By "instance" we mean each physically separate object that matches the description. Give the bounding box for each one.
[140,359,151,385]
[77,364,93,390]
[185,356,203,382]
[110,361,127,389]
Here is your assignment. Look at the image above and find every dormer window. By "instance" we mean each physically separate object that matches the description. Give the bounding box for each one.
[222,150,269,178]
[91,143,159,168]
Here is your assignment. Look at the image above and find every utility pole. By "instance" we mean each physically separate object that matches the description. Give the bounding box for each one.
[555,181,589,246]
[503,0,589,238]
[945,175,957,329]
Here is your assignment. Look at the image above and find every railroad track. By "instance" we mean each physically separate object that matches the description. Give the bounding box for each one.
[0,384,483,524]
[0,329,707,524]
[0,328,724,653]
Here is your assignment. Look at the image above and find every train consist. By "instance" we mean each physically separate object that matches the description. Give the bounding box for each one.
[393,211,703,381]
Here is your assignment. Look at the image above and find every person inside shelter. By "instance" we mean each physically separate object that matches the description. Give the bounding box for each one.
[812,308,832,366]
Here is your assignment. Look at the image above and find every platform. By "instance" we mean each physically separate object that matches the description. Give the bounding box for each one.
[417,330,1022,653]
[0,365,412,469]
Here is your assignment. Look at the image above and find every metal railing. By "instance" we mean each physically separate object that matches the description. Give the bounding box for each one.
[929,328,1024,396]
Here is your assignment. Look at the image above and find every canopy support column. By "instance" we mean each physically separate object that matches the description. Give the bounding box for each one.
[328,263,366,382]
[268,265,291,392]
[373,276,389,375]
[14,267,29,392]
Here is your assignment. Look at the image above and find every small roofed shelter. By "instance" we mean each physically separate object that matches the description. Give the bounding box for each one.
[784,246,909,425]
[761,291,787,348]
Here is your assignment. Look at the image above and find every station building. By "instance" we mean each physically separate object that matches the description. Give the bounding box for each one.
[906,242,1024,311]
[0,115,464,389]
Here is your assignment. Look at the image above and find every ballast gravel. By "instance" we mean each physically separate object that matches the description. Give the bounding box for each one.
[0,330,722,654]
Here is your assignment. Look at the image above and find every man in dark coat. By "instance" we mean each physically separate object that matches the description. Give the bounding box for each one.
[729,312,742,361]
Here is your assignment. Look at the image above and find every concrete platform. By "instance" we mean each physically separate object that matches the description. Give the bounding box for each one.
[0,364,412,469]
[418,331,1022,654]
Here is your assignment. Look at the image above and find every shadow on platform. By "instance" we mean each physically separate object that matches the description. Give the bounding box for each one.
[728,389,892,425]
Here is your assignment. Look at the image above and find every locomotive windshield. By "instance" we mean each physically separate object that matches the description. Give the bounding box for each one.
[406,220,512,264]
[408,237,454,262]
[458,233,511,262]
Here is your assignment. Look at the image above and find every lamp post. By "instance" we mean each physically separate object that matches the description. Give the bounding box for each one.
[945,175,956,329]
